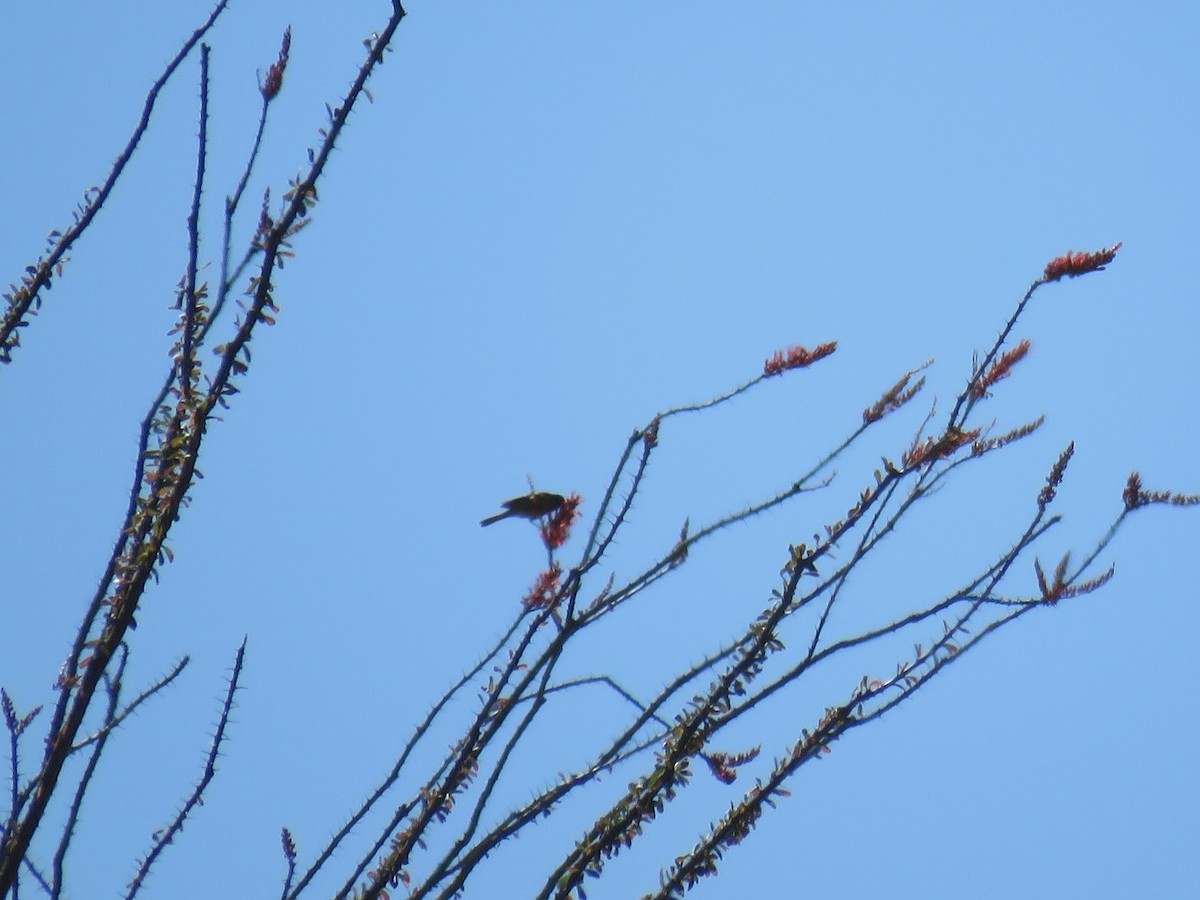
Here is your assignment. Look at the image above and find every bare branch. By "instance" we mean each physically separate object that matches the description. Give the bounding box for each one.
[125,639,246,900]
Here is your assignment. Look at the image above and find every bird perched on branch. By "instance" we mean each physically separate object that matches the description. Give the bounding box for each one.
[480,491,566,527]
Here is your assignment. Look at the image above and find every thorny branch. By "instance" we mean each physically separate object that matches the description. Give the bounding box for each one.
[0,3,409,895]
[0,0,1187,895]
[328,243,1182,900]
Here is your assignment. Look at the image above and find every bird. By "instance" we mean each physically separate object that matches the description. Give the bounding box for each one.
[480,491,566,527]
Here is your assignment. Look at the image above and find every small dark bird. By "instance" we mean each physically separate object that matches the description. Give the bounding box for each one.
[480,491,566,527]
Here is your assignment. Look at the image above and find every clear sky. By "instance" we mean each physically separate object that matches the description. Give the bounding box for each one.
[2,3,1198,898]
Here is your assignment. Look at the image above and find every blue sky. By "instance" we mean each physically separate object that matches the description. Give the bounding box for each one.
[2,3,1198,898]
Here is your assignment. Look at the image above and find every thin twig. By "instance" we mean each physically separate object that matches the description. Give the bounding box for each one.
[125,640,246,900]
[51,647,130,898]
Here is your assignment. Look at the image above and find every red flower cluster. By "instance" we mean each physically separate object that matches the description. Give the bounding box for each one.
[863,365,928,424]
[539,493,583,550]
[763,341,838,377]
[1037,442,1074,510]
[1123,471,1145,510]
[972,339,1031,398]
[523,563,562,610]
[261,28,292,101]
[1122,471,1200,511]
[701,747,760,785]
[1034,553,1114,605]
[902,427,980,470]
[1042,242,1122,283]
